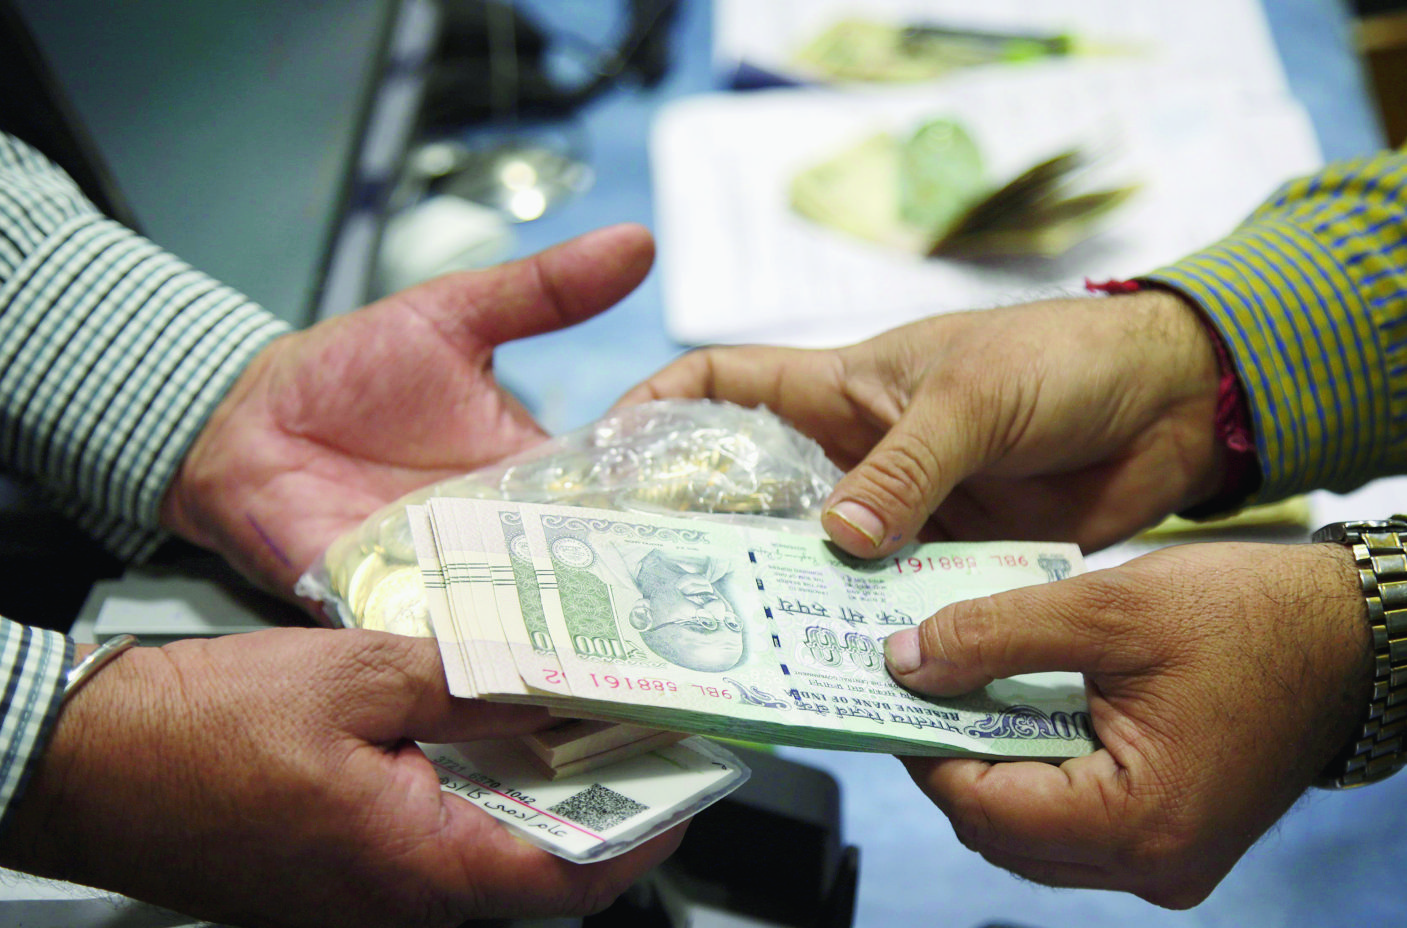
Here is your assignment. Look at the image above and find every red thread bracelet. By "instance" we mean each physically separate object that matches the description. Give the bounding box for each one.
[1085,278,1261,515]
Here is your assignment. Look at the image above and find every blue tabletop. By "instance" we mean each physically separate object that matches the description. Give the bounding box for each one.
[496,0,1385,434]
[491,2,1393,925]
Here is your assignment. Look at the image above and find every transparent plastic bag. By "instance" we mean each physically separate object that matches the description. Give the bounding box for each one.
[295,399,843,632]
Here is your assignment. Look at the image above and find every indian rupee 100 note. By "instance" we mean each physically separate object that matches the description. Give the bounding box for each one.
[419,498,1095,761]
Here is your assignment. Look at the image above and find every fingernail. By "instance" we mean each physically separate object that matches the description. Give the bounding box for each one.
[826,500,885,548]
[885,628,922,675]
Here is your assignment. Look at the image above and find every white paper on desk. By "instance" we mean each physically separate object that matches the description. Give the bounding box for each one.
[651,70,1321,348]
[714,0,1289,95]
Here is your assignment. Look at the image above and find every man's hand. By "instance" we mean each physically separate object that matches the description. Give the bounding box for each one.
[162,224,655,598]
[0,630,682,927]
[621,290,1223,558]
[886,542,1370,908]
[625,287,1381,904]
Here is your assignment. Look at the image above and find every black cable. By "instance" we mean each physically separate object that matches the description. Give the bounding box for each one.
[419,0,680,131]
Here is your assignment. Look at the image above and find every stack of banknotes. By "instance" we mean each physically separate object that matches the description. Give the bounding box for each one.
[790,118,1136,261]
[409,497,1097,762]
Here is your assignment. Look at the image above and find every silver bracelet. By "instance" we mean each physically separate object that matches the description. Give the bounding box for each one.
[62,634,139,705]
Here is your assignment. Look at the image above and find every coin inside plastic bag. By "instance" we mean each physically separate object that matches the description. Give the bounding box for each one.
[361,566,431,636]
[298,400,843,631]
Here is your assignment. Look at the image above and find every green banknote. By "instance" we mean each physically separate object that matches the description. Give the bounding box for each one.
[792,19,1073,84]
[418,498,1095,761]
[791,119,1136,260]
[426,500,524,697]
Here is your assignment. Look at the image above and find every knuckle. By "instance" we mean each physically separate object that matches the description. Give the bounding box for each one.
[578,881,632,916]
[931,596,1002,671]
[680,347,720,394]
[325,631,424,699]
[864,435,945,509]
[1049,571,1148,661]
[926,348,1023,447]
[552,876,632,917]
[1133,820,1199,869]
[523,249,579,329]
[1140,879,1215,911]
[1117,810,1216,908]
[1066,570,1141,620]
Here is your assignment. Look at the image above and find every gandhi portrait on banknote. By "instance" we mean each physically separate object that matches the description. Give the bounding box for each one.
[537,507,754,675]
[627,550,745,673]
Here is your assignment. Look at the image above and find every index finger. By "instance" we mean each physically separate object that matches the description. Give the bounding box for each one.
[615,344,824,409]
[333,633,555,743]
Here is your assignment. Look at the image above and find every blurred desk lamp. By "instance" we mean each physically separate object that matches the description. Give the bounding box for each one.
[414,0,678,222]
[377,0,677,291]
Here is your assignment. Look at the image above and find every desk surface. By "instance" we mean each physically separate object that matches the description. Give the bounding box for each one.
[489,2,1397,927]
[494,0,1384,435]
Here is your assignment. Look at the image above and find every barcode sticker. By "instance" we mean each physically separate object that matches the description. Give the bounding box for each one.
[549,783,650,831]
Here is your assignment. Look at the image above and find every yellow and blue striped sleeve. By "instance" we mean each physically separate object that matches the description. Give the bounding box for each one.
[0,132,290,559]
[1145,151,1407,503]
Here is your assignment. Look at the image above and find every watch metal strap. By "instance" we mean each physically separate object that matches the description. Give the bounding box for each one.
[1312,518,1407,788]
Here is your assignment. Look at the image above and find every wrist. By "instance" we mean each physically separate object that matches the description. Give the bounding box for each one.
[1176,296,1261,518]
[0,642,187,891]
[157,409,229,554]
[1121,286,1230,509]
[157,336,282,554]
[1091,280,1258,514]
[1312,541,1377,766]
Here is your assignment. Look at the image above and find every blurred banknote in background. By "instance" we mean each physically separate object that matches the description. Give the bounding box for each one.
[791,117,1136,259]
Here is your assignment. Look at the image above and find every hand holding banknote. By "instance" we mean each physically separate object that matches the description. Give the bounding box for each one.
[621,289,1224,557]
[623,291,1375,905]
[411,497,1094,760]
[0,225,677,925]
[0,629,683,927]
[888,541,1368,907]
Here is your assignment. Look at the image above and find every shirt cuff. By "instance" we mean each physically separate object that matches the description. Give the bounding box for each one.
[0,617,72,832]
[1144,202,1401,502]
[0,214,290,560]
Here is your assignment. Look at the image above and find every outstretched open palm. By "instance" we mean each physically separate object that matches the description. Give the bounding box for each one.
[162,224,654,599]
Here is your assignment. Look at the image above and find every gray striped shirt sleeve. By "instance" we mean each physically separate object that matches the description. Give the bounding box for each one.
[0,616,71,829]
[0,130,298,828]
[0,131,291,560]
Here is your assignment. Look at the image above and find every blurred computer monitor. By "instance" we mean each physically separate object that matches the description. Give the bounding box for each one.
[11,0,418,326]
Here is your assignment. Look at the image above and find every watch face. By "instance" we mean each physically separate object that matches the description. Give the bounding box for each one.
[1313,520,1407,544]
[1312,522,1352,544]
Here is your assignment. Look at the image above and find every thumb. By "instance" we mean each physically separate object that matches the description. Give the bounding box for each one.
[883,573,1126,695]
[822,394,981,557]
[347,636,553,744]
[410,222,655,348]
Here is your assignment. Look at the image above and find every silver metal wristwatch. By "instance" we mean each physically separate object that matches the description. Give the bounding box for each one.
[1312,517,1407,788]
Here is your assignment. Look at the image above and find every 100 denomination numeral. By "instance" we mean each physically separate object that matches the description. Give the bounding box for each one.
[803,626,885,673]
